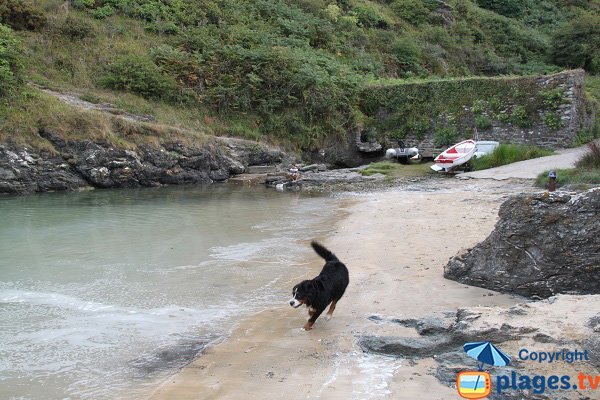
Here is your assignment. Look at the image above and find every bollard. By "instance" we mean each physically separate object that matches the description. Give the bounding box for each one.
[548,170,557,192]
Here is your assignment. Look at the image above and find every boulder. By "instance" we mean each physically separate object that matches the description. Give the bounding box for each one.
[444,189,600,298]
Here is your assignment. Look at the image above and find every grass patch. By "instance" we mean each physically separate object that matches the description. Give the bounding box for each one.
[361,160,433,177]
[535,142,600,189]
[585,75,600,104]
[361,161,399,176]
[471,144,554,171]
[0,88,210,150]
[535,168,600,189]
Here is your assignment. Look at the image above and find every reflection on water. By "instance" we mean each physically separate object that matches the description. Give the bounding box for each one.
[0,184,339,399]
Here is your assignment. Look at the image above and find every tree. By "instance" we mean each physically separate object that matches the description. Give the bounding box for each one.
[549,13,600,74]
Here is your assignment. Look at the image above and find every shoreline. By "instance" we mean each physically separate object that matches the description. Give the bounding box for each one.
[149,179,535,400]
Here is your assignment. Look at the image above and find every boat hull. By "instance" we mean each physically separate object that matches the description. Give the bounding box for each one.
[431,140,476,172]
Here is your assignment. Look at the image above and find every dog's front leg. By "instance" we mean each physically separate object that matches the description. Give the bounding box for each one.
[303,308,325,331]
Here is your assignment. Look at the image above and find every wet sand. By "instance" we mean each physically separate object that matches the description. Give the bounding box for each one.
[150,180,533,400]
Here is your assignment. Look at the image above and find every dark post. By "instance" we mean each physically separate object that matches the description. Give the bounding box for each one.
[548,170,557,192]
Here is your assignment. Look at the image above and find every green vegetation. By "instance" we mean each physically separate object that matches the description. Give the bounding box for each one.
[360,160,433,178]
[361,161,400,176]
[361,74,564,145]
[535,142,600,189]
[536,168,600,188]
[0,0,598,151]
[550,12,600,74]
[100,55,179,100]
[471,143,554,170]
[0,0,47,31]
[0,24,22,96]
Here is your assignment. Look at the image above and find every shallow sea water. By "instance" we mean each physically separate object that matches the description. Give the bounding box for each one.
[0,184,340,399]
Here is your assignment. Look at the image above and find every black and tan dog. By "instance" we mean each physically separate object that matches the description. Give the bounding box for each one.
[289,241,349,331]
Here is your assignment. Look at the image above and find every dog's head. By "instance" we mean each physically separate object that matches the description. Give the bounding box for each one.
[289,280,316,308]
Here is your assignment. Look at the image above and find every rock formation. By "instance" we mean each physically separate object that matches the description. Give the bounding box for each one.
[444,189,600,298]
[0,130,285,195]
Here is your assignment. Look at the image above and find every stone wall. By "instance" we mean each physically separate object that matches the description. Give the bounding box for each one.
[359,69,596,159]
[459,70,588,148]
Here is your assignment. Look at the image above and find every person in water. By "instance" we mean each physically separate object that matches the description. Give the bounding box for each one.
[288,163,300,181]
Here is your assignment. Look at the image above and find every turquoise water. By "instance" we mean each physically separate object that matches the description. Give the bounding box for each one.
[0,185,340,399]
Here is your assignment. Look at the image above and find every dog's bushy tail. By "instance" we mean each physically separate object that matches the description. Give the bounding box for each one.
[311,241,338,262]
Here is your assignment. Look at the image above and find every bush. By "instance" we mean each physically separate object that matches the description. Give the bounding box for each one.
[475,9,547,61]
[0,23,22,96]
[390,0,430,26]
[405,118,430,139]
[510,105,530,127]
[59,15,95,39]
[0,0,46,31]
[540,88,566,109]
[475,115,492,129]
[100,55,178,100]
[73,0,95,9]
[391,38,422,74]
[150,45,200,87]
[475,0,529,18]
[92,5,114,20]
[576,142,600,169]
[549,13,600,74]
[351,4,389,28]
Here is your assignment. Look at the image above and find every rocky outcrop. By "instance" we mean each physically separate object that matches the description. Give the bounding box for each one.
[0,146,88,193]
[359,295,600,400]
[444,189,600,298]
[305,128,384,168]
[0,131,286,195]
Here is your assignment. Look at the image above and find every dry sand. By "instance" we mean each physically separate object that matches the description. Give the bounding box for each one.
[150,179,537,400]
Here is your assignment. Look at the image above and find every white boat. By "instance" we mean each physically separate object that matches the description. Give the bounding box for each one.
[473,140,499,159]
[385,141,420,164]
[431,139,476,172]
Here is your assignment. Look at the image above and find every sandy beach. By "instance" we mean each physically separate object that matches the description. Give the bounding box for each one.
[148,179,543,400]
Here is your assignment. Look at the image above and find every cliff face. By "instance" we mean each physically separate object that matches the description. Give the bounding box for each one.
[0,130,285,195]
[444,188,600,298]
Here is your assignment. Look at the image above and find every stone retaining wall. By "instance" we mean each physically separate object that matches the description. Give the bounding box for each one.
[357,69,596,160]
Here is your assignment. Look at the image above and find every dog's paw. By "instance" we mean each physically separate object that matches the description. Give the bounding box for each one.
[300,327,306,332]
[325,314,332,321]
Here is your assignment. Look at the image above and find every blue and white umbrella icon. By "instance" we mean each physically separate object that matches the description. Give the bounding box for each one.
[464,341,511,371]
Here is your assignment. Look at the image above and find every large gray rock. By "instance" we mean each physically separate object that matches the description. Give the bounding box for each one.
[0,132,286,195]
[444,189,600,298]
[0,145,88,193]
